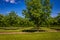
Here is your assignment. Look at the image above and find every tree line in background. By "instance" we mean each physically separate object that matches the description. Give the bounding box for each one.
[0,0,60,27]
[0,11,34,27]
[0,11,60,27]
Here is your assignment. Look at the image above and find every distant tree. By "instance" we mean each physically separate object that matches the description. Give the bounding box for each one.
[56,13,60,25]
[6,11,20,27]
[48,13,60,27]
[0,11,35,27]
[0,14,5,27]
[20,18,35,27]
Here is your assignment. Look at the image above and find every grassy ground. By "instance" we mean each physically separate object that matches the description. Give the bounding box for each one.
[0,27,60,40]
[0,32,60,40]
[0,27,58,32]
[0,27,33,32]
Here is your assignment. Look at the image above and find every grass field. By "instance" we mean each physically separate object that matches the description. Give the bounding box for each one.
[0,27,58,33]
[0,32,60,40]
[0,27,60,40]
[0,27,33,32]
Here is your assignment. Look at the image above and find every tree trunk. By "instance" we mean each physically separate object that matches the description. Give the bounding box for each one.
[36,25,40,31]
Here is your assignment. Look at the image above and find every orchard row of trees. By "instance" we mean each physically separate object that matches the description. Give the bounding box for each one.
[0,11,60,27]
[0,0,60,27]
[0,11,34,27]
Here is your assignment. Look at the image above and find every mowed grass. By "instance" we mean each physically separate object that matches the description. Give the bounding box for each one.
[0,27,33,32]
[0,27,59,32]
[0,32,60,40]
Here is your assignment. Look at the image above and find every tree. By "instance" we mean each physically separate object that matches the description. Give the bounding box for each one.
[56,13,60,25]
[19,18,35,27]
[6,11,20,27]
[0,14,5,27]
[23,0,52,30]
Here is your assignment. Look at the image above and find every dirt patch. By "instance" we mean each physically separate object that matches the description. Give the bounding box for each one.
[47,29,58,32]
[0,32,29,34]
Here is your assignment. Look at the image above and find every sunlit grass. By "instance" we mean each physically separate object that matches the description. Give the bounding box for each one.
[0,32,60,40]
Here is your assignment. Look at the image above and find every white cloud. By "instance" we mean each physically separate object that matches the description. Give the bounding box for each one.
[5,0,21,4]
[5,0,16,4]
[5,0,9,2]
[10,0,16,4]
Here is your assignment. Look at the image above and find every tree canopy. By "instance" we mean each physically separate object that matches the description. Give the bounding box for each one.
[23,0,52,29]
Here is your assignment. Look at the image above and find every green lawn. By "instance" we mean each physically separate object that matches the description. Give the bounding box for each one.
[0,27,59,32]
[0,32,60,40]
[0,27,33,32]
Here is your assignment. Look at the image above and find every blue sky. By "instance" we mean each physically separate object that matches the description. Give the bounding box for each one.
[0,0,60,17]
